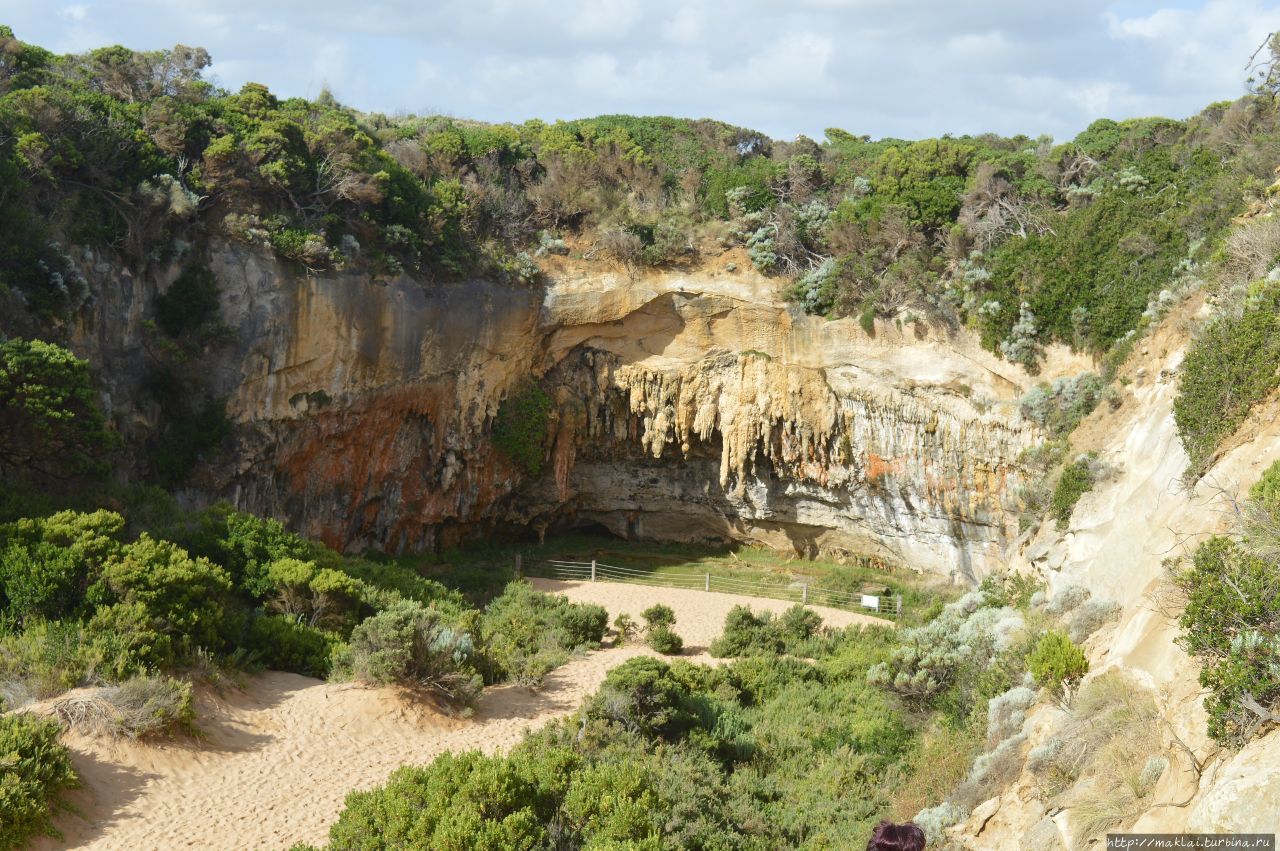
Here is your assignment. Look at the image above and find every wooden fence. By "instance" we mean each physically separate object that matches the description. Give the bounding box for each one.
[520,557,902,618]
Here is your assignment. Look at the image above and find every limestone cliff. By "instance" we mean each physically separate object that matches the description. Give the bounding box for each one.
[947,296,1280,848]
[64,241,1081,577]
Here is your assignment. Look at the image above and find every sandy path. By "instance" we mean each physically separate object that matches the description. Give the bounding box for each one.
[36,582,887,850]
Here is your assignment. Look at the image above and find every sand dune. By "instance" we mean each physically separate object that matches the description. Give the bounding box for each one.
[35,581,886,850]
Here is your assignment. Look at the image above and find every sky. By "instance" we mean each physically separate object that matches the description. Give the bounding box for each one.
[3,0,1280,142]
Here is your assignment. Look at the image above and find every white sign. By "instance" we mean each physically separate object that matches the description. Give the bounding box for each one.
[861,594,880,611]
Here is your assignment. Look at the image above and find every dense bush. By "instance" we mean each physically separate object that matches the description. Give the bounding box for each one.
[325,751,555,850]
[1172,534,1280,744]
[1028,631,1089,696]
[247,613,338,677]
[867,590,1025,705]
[640,604,683,654]
[0,712,78,849]
[1018,373,1106,438]
[0,508,125,624]
[709,605,785,657]
[588,657,702,739]
[99,533,234,656]
[1050,457,1096,529]
[1174,283,1280,476]
[0,338,113,478]
[191,508,314,599]
[0,618,143,700]
[709,603,831,659]
[479,581,607,686]
[339,600,481,707]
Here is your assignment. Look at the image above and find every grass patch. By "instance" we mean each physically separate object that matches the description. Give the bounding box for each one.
[408,530,948,622]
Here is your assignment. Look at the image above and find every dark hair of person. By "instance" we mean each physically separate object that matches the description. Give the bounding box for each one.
[866,819,926,851]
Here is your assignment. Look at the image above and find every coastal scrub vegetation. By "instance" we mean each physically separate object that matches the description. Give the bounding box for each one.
[4,25,1280,374]
[1170,459,1280,745]
[298,573,1132,849]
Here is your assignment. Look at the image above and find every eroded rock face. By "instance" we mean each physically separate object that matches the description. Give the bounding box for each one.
[1187,730,1280,832]
[66,242,1058,575]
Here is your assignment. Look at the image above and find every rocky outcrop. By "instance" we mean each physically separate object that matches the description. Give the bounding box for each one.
[949,298,1280,847]
[58,241,1079,575]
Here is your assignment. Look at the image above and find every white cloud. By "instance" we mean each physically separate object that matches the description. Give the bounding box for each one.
[946,30,1009,59]
[58,4,89,22]
[568,0,641,40]
[663,6,702,45]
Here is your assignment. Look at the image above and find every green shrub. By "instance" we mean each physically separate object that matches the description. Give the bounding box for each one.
[0,338,113,477]
[479,582,606,685]
[978,573,1044,610]
[324,751,554,851]
[0,713,79,849]
[212,509,313,600]
[491,383,552,475]
[264,558,369,632]
[777,604,823,643]
[753,677,913,771]
[729,654,819,706]
[640,604,683,654]
[247,614,337,677]
[709,605,784,657]
[0,618,143,699]
[867,590,1026,709]
[1175,284,1280,475]
[334,558,465,616]
[0,543,84,624]
[0,509,125,624]
[558,758,665,845]
[85,601,173,674]
[588,657,699,739]
[1050,458,1095,529]
[99,534,234,655]
[1249,458,1280,508]
[341,600,481,707]
[1028,631,1089,694]
[647,625,683,655]
[1172,535,1280,744]
[640,604,675,629]
[613,612,639,644]
[1018,373,1106,439]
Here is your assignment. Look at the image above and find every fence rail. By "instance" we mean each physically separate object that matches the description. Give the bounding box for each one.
[524,558,901,618]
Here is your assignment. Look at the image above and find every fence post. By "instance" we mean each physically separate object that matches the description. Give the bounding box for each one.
[514,554,522,578]
[591,559,597,582]
[705,573,710,592]
[802,583,808,605]
[895,595,902,618]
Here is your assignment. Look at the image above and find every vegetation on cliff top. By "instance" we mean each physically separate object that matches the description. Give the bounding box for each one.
[4,26,1280,373]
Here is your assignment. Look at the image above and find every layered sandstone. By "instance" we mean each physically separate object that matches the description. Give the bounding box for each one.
[69,242,1089,575]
